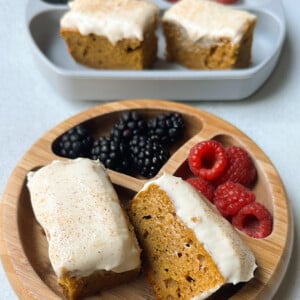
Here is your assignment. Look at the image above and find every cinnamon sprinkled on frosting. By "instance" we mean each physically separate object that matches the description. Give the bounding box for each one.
[60,0,159,44]
[27,158,141,277]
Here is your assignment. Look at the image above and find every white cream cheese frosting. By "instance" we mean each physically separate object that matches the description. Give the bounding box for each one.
[60,0,159,44]
[163,0,257,44]
[27,158,141,277]
[142,173,257,290]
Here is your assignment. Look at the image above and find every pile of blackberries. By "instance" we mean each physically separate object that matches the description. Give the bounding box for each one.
[53,111,185,178]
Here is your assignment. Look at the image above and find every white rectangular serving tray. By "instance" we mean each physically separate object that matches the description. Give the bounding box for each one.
[26,0,286,101]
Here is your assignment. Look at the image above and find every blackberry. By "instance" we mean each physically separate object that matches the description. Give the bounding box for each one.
[91,136,132,174]
[129,136,170,178]
[147,112,185,146]
[53,125,94,158]
[110,111,147,144]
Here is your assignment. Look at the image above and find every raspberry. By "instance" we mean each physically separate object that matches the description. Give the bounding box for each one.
[186,177,215,202]
[232,202,273,238]
[214,182,255,219]
[188,140,228,181]
[214,146,257,188]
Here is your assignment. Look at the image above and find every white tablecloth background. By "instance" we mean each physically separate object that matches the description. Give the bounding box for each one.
[1,0,299,299]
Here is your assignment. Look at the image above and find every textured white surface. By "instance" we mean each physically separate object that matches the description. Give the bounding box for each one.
[0,0,299,299]
[27,158,141,277]
[61,0,159,44]
[163,0,256,44]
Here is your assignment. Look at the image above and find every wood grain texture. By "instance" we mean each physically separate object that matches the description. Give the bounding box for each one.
[0,100,293,300]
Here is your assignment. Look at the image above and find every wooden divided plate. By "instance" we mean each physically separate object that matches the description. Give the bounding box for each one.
[0,100,293,299]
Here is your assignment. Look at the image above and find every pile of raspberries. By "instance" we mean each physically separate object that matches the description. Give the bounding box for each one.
[186,140,272,239]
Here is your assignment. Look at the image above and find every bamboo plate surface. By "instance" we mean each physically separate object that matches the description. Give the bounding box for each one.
[0,100,293,300]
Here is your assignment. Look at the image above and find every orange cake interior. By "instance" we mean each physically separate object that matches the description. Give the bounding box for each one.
[128,173,257,300]
[129,184,224,299]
